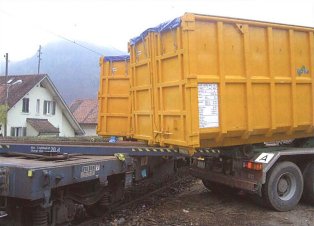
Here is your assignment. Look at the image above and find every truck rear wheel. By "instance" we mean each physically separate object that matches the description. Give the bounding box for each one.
[202,179,237,194]
[263,161,303,211]
[302,161,314,204]
[202,179,220,192]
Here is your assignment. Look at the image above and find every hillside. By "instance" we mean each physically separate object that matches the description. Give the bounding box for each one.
[4,41,125,104]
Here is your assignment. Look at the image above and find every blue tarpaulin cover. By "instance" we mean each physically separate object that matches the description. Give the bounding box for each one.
[130,17,181,46]
[104,55,130,62]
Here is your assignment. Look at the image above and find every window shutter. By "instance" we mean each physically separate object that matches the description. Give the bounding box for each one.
[36,99,40,114]
[22,98,29,113]
[52,101,56,115]
[10,127,14,136]
[26,98,29,113]
[44,101,47,114]
[23,127,27,136]
[22,99,25,112]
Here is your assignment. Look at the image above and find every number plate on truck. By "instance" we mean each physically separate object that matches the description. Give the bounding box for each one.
[255,153,274,164]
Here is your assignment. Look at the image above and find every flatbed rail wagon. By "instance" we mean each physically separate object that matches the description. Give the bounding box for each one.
[0,140,186,225]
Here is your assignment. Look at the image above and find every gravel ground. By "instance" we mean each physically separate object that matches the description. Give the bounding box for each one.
[83,177,314,226]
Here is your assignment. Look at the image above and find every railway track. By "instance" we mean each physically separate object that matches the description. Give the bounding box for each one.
[74,170,193,226]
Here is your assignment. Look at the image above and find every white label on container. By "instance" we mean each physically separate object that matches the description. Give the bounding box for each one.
[198,84,219,128]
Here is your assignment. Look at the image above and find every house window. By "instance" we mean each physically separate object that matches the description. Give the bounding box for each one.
[36,99,40,114]
[43,101,56,115]
[22,98,29,113]
[10,127,26,137]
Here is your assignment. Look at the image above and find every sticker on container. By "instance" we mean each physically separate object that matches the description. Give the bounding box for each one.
[198,84,219,128]
[112,67,117,73]
[255,153,275,164]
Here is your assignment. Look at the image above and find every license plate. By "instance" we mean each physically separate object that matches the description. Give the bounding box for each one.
[197,161,205,169]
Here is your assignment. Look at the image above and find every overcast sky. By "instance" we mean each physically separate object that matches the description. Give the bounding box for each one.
[0,0,313,63]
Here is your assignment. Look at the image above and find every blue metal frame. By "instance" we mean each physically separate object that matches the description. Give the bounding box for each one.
[0,155,128,200]
[0,143,186,157]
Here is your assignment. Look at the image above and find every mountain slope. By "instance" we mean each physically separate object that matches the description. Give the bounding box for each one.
[5,41,125,104]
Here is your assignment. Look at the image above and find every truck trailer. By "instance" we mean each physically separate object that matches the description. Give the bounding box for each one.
[126,13,314,211]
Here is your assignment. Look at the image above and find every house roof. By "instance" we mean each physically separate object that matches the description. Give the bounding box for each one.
[27,118,60,134]
[0,74,45,108]
[70,99,98,125]
[0,74,84,135]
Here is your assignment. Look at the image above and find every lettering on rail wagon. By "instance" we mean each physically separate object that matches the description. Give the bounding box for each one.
[80,164,100,178]
[198,84,219,128]
[30,146,61,153]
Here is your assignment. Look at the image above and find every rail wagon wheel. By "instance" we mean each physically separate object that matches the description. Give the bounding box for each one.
[85,203,104,217]
[85,194,110,217]
[302,161,314,204]
[32,207,48,226]
[262,161,303,211]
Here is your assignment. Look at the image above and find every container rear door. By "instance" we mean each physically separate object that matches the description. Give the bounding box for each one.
[152,27,194,147]
[130,34,155,143]
[98,58,131,136]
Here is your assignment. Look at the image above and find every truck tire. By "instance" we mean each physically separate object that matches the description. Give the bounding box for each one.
[262,161,303,211]
[202,179,220,192]
[302,161,314,204]
[202,179,238,194]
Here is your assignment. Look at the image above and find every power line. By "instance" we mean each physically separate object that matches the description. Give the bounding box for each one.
[45,31,104,56]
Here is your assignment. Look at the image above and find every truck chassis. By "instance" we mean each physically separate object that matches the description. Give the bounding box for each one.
[191,143,314,211]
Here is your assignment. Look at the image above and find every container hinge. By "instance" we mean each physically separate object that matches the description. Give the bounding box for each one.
[185,77,198,88]
[99,57,104,67]
[153,131,173,136]
[171,28,178,50]
[182,13,195,31]
[125,60,128,76]
[235,23,245,34]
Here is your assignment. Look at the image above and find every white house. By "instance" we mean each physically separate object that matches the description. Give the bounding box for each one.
[0,74,84,137]
[70,99,98,136]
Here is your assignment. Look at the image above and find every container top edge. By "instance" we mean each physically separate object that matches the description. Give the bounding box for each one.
[129,12,314,46]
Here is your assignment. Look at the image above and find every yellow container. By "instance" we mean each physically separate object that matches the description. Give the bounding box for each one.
[97,55,131,136]
[129,33,155,141]
[129,13,314,150]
